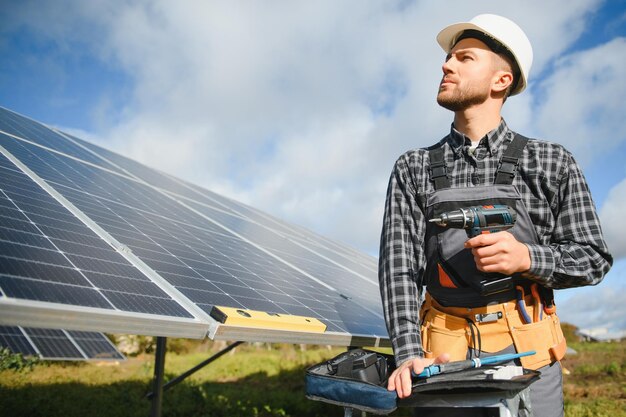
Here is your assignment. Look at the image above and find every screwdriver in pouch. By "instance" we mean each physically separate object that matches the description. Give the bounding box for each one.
[413,350,535,379]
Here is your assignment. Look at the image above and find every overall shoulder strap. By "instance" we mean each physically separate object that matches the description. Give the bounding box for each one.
[429,146,450,190]
[494,133,528,185]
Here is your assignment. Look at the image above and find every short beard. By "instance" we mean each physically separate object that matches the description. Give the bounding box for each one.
[437,85,489,111]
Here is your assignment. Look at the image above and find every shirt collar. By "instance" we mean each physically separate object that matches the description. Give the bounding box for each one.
[447,119,512,157]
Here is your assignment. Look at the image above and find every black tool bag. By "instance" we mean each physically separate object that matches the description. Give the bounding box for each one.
[305,349,541,415]
[305,349,398,414]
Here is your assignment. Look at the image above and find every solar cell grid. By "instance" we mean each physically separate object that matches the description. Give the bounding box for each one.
[181,180,379,284]
[180,207,386,337]
[0,108,121,173]
[2,276,114,309]
[186,200,382,313]
[264,246,375,298]
[176,178,311,239]
[52,136,376,296]
[24,328,84,359]
[0,257,87,286]
[0,136,76,185]
[0,326,37,356]
[0,151,194,320]
[18,154,358,327]
[0,326,125,360]
[69,196,304,317]
[290,236,378,280]
[66,133,243,217]
[66,330,125,360]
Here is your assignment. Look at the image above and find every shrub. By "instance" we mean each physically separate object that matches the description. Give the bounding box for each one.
[0,348,40,372]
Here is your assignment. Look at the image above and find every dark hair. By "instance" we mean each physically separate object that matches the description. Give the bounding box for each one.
[455,29,520,93]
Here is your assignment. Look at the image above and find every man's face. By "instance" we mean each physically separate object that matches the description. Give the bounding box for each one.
[436,37,497,111]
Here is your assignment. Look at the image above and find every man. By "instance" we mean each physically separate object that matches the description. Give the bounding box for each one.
[378,14,612,416]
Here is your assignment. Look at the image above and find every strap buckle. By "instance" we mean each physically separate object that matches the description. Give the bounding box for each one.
[429,161,448,180]
[497,155,519,176]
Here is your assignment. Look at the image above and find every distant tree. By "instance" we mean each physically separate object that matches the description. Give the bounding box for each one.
[561,322,581,343]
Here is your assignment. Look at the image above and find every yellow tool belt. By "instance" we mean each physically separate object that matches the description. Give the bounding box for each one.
[420,292,567,370]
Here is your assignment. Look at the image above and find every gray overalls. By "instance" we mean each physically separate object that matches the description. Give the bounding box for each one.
[418,134,565,417]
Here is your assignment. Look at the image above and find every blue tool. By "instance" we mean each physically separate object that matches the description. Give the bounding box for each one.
[516,284,544,324]
[413,350,536,379]
[515,285,533,324]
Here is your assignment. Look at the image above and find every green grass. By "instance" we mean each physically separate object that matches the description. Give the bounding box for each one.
[561,339,626,417]
[0,342,360,417]
[1,338,624,416]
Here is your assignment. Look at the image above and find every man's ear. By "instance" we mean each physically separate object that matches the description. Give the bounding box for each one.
[492,70,514,94]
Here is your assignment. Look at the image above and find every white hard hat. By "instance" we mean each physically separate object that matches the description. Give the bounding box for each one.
[436,14,533,95]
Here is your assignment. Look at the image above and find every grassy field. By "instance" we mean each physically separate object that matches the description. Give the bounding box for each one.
[0,333,624,417]
[561,340,625,416]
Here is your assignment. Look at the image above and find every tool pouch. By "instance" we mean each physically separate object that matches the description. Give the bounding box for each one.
[509,312,567,369]
[421,292,567,370]
[421,305,469,361]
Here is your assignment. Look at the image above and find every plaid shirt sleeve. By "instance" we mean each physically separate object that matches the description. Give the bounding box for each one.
[523,148,613,288]
[378,153,427,365]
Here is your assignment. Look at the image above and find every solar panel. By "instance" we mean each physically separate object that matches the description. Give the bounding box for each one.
[0,139,213,339]
[0,326,124,360]
[0,107,389,347]
[0,110,123,174]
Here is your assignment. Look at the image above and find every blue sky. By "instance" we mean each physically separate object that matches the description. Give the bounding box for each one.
[1,0,625,336]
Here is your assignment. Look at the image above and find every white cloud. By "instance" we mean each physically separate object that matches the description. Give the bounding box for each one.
[558,286,626,334]
[600,178,626,259]
[557,259,626,333]
[532,38,626,166]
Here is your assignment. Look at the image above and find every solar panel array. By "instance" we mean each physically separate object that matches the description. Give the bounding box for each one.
[0,107,388,347]
[0,326,124,361]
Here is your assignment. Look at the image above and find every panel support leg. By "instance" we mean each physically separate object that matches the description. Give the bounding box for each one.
[150,336,167,417]
[146,340,244,413]
[150,340,244,398]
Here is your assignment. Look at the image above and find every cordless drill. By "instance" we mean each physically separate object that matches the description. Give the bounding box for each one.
[429,205,517,237]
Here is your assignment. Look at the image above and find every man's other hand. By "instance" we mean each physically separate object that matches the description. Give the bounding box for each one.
[387,353,450,398]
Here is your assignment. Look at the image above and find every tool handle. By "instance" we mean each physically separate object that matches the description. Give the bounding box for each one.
[467,224,514,238]
[413,365,437,378]
[414,359,477,378]
[436,359,478,374]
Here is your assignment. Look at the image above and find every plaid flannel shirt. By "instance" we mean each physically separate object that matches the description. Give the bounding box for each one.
[378,119,613,365]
